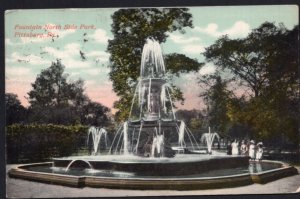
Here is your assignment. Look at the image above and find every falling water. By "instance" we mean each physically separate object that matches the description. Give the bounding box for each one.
[165,86,176,120]
[200,127,220,154]
[140,38,165,78]
[129,80,141,118]
[147,78,152,112]
[103,38,203,157]
[87,127,108,155]
[178,121,185,148]
[151,134,165,157]
[123,122,129,155]
[65,159,93,172]
[160,84,167,113]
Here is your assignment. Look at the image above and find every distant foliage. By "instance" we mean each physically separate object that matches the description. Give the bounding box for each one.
[5,93,27,125]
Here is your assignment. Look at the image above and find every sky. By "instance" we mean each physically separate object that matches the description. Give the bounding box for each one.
[5,5,298,114]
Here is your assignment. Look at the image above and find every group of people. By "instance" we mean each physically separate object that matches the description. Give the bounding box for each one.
[227,139,264,161]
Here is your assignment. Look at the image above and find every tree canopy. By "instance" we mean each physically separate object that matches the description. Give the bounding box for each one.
[107,8,204,121]
[27,59,110,125]
[201,76,232,135]
[204,22,298,98]
[202,22,299,145]
[5,93,27,125]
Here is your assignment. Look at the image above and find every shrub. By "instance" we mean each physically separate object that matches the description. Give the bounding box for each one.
[6,124,88,163]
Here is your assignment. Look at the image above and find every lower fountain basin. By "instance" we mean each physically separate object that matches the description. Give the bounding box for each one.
[53,154,249,176]
[8,154,298,190]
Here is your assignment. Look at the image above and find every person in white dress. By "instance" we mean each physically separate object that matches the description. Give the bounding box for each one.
[249,140,256,160]
[231,139,239,155]
[256,143,263,161]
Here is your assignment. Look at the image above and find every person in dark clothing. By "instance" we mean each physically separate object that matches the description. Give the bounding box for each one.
[227,141,232,155]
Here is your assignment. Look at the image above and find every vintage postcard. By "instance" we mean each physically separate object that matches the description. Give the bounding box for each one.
[5,5,300,198]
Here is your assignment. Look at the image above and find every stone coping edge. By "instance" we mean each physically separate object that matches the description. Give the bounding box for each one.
[8,161,298,190]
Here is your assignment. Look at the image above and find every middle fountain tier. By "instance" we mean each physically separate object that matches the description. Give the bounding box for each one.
[130,38,175,122]
[108,38,202,158]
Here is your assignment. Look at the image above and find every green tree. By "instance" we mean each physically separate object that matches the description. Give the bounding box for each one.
[199,75,232,135]
[176,109,204,131]
[176,109,202,124]
[203,22,299,145]
[204,22,298,98]
[107,8,204,121]
[5,93,27,125]
[27,59,110,125]
[80,101,111,126]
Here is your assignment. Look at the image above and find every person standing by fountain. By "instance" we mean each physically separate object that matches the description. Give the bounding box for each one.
[227,140,232,155]
[256,142,263,161]
[231,139,239,155]
[240,140,248,155]
[249,140,256,160]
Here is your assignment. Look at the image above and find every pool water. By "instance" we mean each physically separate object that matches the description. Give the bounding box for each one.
[26,162,282,179]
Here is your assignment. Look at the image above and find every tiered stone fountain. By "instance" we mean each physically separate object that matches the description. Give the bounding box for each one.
[8,39,298,190]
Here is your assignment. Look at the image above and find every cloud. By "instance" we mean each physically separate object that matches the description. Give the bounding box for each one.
[86,66,110,75]
[182,44,205,54]
[63,59,91,69]
[43,46,64,58]
[6,66,31,76]
[44,43,80,58]
[86,51,110,62]
[168,33,200,44]
[85,68,101,76]
[5,38,20,46]
[194,21,250,38]
[199,63,216,75]
[6,52,50,65]
[89,29,111,44]
[43,43,91,69]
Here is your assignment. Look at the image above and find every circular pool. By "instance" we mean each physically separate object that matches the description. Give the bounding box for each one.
[8,154,298,190]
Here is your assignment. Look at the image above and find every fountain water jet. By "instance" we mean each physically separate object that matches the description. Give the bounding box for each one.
[201,127,220,154]
[107,38,202,157]
[65,159,94,172]
[87,127,108,155]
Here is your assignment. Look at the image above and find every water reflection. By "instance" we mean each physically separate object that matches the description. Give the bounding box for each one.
[27,161,282,179]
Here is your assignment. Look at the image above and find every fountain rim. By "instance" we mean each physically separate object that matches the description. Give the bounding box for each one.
[11,162,252,180]
[8,160,298,189]
[11,160,294,180]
